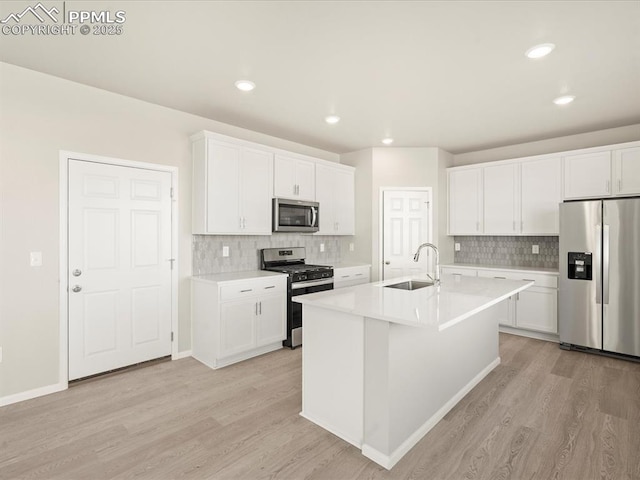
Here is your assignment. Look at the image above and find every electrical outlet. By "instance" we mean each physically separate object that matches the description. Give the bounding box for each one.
[222,246,229,257]
[532,245,539,254]
[30,251,42,267]
[349,243,354,252]
[320,243,325,252]
[454,243,461,252]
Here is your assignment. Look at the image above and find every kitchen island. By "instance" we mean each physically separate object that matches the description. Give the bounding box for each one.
[295,274,533,470]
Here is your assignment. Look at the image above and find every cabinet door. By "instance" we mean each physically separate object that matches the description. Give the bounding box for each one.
[240,148,273,234]
[207,140,241,233]
[274,155,298,198]
[256,293,286,346]
[448,168,483,235]
[333,168,355,235]
[219,300,256,358]
[563,151,612,199]
[476,271,514,326]
[295,159,316,201]
[521,157,562,234]
[614,146,640,195]
[483,163,519,234]
[515,288,557,333]
[315,164,335,234]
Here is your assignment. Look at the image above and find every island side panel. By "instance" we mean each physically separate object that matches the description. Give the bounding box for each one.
[300,305,364,448]
[362,303,501,469]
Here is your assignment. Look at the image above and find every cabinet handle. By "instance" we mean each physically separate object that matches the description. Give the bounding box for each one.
[264,285,275,289]
[513,221,515,231]
[476,221,480,232]
[618,179,621,192]
[606,180,610,193]
[355,273,363,277]
[240,289,253,293]
[523,278,535,282]
[341,275,350,278]
[255,302,259,315]
[521,221,524,231]
[258,301,262,315]
[494,276,506,279]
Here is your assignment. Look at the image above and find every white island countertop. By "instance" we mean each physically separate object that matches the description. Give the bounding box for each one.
[295,274,532,331]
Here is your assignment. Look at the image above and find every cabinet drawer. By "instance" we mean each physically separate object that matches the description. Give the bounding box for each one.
[477,270,557,288]
[441,267,477,277]
[220,277,286,301]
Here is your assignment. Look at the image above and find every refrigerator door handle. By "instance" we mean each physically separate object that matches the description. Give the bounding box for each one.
[603,224,610,305]
[595,224,602,305]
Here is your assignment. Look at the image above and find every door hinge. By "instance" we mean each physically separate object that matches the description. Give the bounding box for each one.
[170,187,174,199]
[171,332,174,342]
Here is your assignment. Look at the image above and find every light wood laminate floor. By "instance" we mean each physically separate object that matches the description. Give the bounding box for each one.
[1,333,639,479]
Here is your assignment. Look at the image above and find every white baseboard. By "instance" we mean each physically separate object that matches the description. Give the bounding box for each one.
[362,357,501,470]
[499,326,559,343]
[0,382,67,407]
[173,349,192,360]
[299,411,362,449]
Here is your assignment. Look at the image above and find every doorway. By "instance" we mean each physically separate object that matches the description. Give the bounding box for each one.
[381,188,432,280]
[60,152,178,383]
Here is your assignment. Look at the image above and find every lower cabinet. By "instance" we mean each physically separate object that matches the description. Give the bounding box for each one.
[333,265,371,289]
[192,273,287,369]
[443,266,558,337]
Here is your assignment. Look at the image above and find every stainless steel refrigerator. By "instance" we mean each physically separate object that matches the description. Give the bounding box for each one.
[559,197,640,358]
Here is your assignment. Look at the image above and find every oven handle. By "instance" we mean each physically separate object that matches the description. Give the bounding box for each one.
[291,278,334,290]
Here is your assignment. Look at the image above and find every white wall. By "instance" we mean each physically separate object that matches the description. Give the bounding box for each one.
[454,124,640,166]
[342,147,453,281]
[0,62,338,400]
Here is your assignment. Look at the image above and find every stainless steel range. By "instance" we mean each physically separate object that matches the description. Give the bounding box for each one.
[260,247,333,349]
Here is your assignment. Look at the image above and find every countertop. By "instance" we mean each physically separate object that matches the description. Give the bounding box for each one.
[191,270,287,284]
[441,263,559,275]
[294,274,532,331]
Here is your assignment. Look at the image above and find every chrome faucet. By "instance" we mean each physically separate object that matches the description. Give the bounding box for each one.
[413,243,440,286]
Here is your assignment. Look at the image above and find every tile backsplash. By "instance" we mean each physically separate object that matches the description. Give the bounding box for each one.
[193,234,351,275]
[453,236,559,269]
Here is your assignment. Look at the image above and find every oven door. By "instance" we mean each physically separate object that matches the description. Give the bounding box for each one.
[288,278,333,348]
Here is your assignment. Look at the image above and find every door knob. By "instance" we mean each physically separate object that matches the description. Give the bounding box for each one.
[72,269,82,277]
[384,261,391,265]
[72,285,82,293]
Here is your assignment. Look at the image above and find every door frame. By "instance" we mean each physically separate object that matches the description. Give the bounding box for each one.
[378,187,433,281]
[59,151,179,387]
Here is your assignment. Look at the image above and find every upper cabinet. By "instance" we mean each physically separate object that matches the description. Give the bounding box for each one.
[315,163,355,235]
[193,136,273,235]
[521,157,562,235]
[483,163,519,235]
[613,146,640,196]
[448,167,483,235]
[563,151,612,199]
[274,154,316,201]
[448,141,639,236]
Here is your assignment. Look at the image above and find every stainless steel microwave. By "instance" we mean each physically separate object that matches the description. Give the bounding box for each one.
[273,198,319,233]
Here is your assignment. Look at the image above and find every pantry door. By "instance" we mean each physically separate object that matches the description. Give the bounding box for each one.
[68,159,173,380]
[382,189,432,280]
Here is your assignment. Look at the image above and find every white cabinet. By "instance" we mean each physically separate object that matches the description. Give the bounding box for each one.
[613,146,640,196]
[316,163,355,235]
[192,135,273,235]
[483,163,519,234]
[192,273,287,369]
[448,168,483,235]
[477,269,557,334]
[274,154,316,201]
[334,265,371,289]
[563,151,612,199]
[521,157,562,235]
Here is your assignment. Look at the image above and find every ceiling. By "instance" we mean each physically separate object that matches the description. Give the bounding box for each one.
[1,1,639,154]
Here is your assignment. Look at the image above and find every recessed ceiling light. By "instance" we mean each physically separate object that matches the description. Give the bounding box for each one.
[525,43,555,59]
[382,138,394,145]
[553,95,575,105]
[325,115,340,125]
[235,80,255,92]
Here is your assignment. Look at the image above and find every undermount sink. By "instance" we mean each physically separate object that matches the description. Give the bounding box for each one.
[384,280,434,291]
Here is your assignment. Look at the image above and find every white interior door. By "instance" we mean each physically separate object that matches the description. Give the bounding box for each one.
[68,160,172,380]
[382,190,431,280]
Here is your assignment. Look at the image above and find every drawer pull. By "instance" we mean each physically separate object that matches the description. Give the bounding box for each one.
[522,278,535,282]
[264,285,275,289]
[240,289,253,293]
[355,273,363,277]
[494,276,506,279]
[452,273,462,276]
[341,275,350,278]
